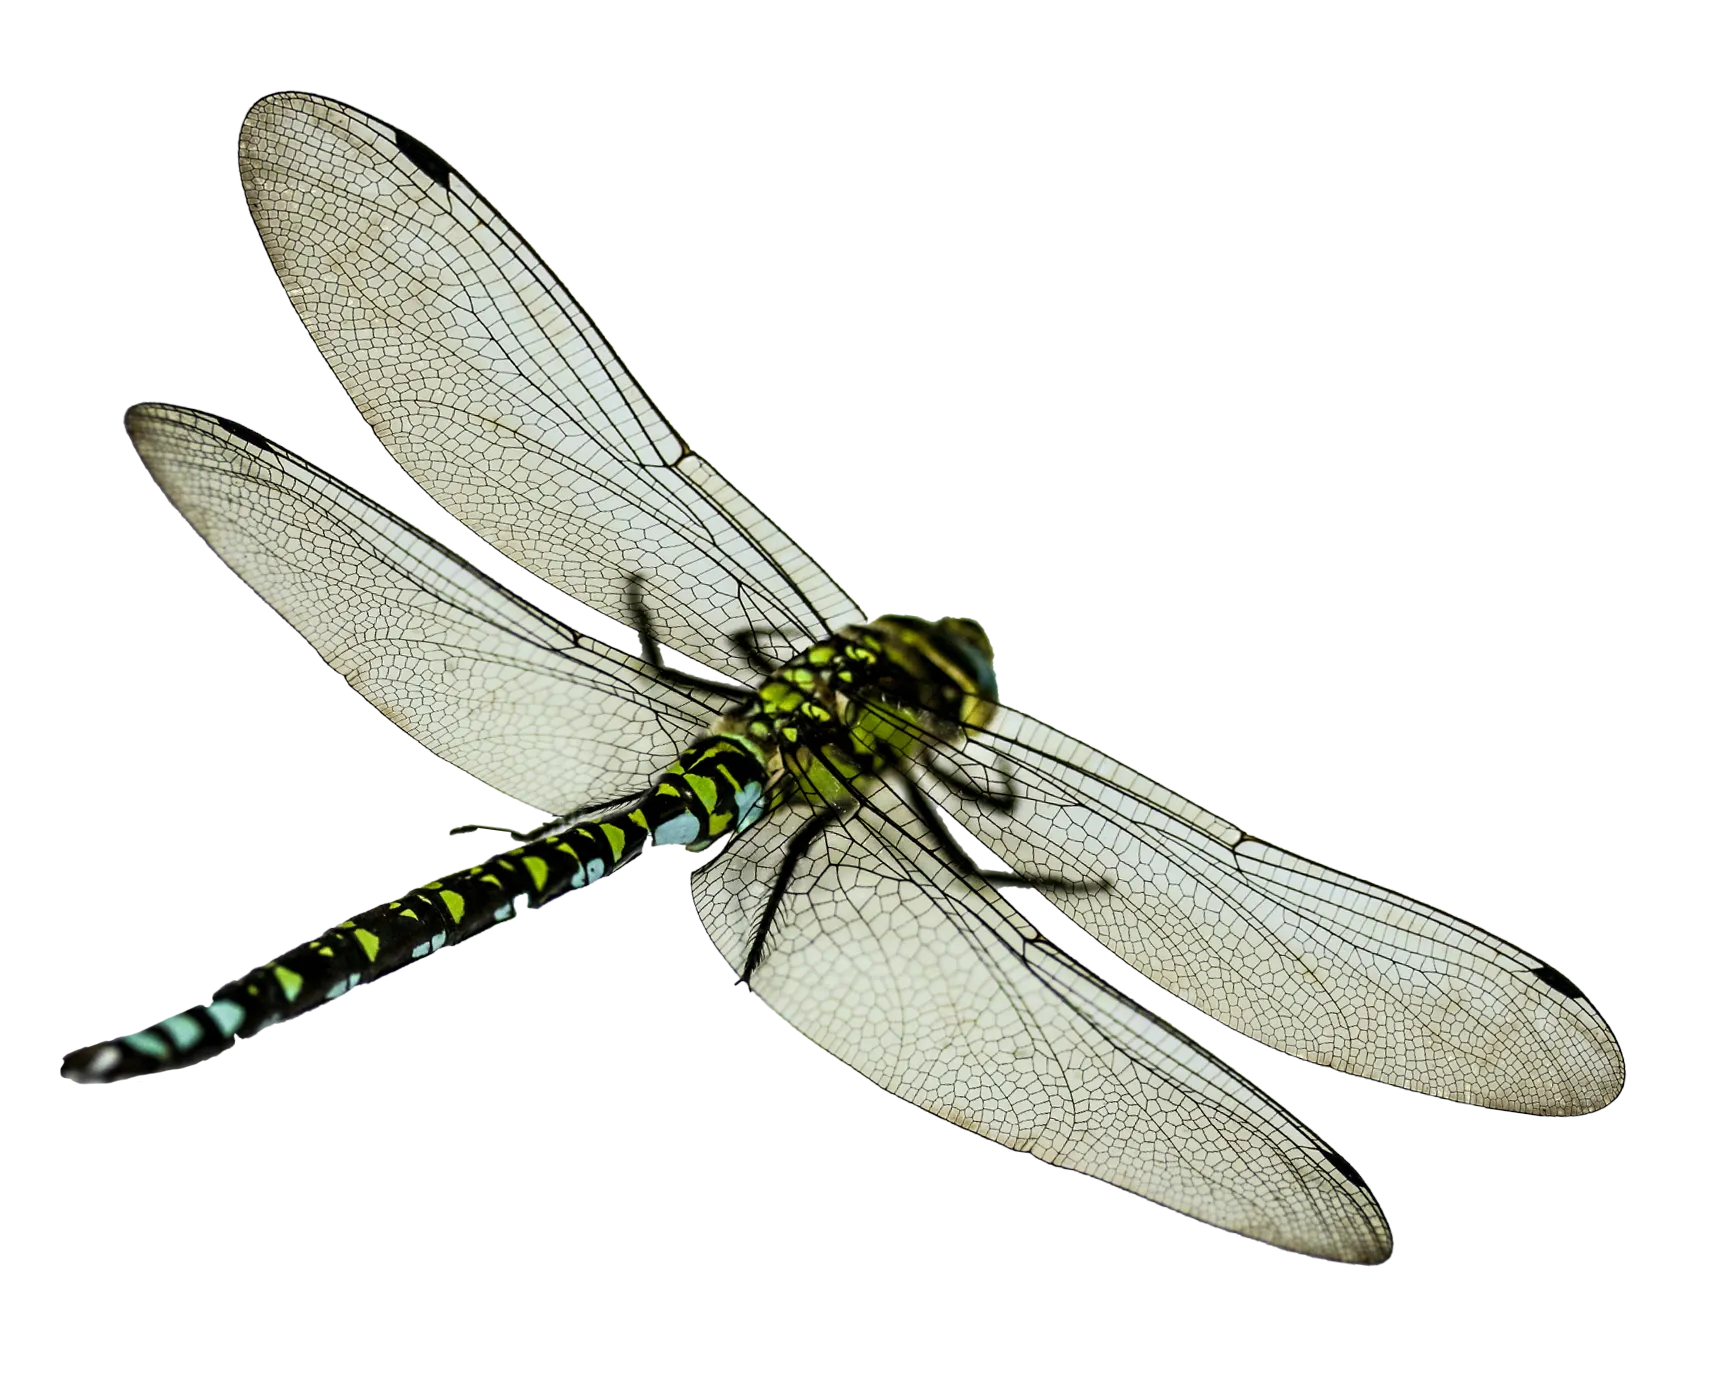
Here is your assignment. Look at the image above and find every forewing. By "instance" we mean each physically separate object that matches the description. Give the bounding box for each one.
[692,779,1392,1263]
[237,92,863,681]
[126,404,731,815]
[926,706,1625,1115]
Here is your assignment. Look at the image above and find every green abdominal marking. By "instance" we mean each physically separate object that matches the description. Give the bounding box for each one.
[63,736,770,1083]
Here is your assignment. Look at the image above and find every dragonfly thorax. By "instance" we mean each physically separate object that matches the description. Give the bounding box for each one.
[720,616,997,811]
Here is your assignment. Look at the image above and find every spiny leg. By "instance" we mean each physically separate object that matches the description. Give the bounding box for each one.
[728,627,792,676]
[866,703,1018,813]
[740,808,845,984]
[896,770,1105,894]
[924,755,1017,813]
[451,789,654,843]
[450,820,561,843]
[625,572,753,701]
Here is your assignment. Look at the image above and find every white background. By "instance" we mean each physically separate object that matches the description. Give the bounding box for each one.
[4,4,1719,1370]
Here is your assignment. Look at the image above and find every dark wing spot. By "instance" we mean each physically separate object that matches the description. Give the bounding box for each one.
[215,416,274,453]
[393,127,453,188]
[1531,964,1586,999]
[1323,1149,1368,1190]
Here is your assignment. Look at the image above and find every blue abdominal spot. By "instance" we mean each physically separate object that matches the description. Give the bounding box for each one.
[735,782,766,831]
[160,1014,205,1051]
[653,811,703,847]
[121,1030,170,1061]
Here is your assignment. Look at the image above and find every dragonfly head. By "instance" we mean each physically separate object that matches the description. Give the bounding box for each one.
[914,616,999,729]
[865,615,997,729]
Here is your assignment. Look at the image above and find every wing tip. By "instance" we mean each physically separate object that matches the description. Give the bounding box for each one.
[123,400,196,448]
[239,91,424,166]
[241,85,341,123]
[123,402,270,434]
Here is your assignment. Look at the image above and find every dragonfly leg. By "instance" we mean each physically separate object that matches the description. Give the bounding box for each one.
[728,627,790,676]
[740,808,845,984]
[451,789,655,842]
[450,821,550,842]
[924,756,1017,813]
[625,573,753,701]
[896,772,1106,894]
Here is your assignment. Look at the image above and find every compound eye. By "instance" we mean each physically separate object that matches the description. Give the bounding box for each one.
[937,616,993,659]
[939,621,994,697]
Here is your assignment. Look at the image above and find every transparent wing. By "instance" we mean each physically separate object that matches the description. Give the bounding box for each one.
[126,404,733,816]
[237,91,863,682]
[692,776,1392,1263]
[923,706,1625,1116]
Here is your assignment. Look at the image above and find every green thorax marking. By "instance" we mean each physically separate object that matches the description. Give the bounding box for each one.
[719,616,998,810]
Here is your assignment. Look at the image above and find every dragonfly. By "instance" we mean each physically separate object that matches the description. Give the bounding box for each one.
[63,92,1624,1264]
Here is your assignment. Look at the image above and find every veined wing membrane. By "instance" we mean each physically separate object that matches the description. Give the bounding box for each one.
[126,405,733,816]
[925,706,1625,1115]
[237,92,863,683]
[692,776,1392,1264]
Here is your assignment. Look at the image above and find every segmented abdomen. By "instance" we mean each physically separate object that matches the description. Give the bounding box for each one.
[62,736,770,1083]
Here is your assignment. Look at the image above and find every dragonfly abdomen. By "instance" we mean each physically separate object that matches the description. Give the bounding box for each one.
[63,737,770,1084]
